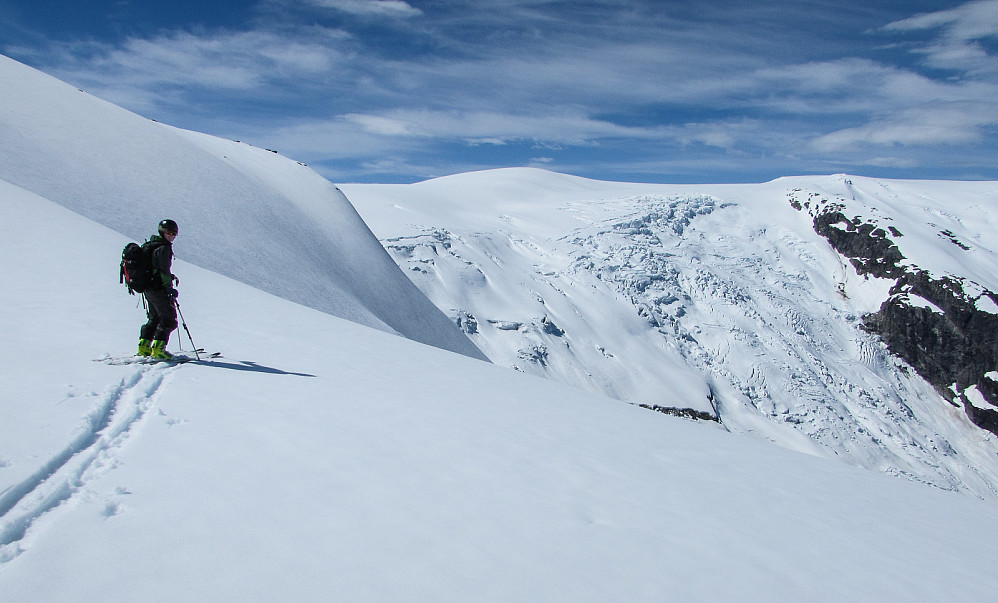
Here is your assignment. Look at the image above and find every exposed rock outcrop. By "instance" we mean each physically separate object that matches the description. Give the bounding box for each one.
[792,191,998,435]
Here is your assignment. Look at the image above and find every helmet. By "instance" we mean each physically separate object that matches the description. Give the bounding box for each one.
[158,219,179,235]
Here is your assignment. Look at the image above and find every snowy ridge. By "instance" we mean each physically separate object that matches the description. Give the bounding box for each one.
[0,54,484,360]
[344,169,998,499]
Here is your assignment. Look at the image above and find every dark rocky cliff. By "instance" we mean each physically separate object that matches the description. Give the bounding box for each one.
[790,189,998,435]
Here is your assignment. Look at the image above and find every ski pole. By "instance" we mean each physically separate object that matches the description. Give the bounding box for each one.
[174,299,201,361]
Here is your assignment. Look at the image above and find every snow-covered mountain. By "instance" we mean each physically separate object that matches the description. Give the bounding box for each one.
[343,169,998,499]
[6,55,998,600]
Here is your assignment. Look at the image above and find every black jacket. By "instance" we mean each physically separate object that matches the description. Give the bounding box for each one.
[143,235,174,289]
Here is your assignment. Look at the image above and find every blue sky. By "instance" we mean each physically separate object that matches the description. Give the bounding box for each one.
[2,0,997,183]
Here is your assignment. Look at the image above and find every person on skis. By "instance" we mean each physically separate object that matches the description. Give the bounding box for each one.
[137,219,180,359]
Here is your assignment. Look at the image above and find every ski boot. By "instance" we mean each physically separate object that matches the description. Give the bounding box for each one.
[150,340,173,360]
[137,339,152,357]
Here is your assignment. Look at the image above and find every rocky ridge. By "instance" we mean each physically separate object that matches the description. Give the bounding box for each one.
[790,187,998,436]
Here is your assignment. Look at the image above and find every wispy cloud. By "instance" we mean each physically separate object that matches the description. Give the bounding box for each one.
[2,0,996,182]
[782,1,998,153]
[304,0,422,18]
[811,104,997,151]
[752,56,998,152]
[882,0,998,40]
[343,109,674,144]
[30,28,349,90]
[881,0,998,74]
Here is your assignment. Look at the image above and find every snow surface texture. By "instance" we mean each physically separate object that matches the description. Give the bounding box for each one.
[7,153,998,603]
[0,54,485,361]
[343,169,998,499]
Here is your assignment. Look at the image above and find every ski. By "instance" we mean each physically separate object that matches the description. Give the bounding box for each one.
[95,355,194,366]
[94,350,220,366]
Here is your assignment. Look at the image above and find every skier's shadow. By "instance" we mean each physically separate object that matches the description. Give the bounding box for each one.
[196,359,316,377]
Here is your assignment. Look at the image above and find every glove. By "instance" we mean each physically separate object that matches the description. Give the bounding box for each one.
[169,288,179,299]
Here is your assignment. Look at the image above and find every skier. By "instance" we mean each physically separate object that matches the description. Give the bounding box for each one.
[137,219,180,359]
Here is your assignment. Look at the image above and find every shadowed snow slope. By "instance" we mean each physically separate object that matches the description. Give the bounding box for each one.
[5,154,998,602]
[0,54,484,360]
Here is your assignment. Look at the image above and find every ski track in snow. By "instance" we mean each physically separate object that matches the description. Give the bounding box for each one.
[0,364,174,564]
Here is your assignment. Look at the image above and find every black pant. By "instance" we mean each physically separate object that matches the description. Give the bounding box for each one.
[140,289,178,343]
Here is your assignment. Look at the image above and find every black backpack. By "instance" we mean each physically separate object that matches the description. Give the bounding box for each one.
[120,241,158,294]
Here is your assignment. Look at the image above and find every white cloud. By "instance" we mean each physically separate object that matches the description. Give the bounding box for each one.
[793,4,998,153]
[45,29,349,96]
[342,113,423,136]
[882,0,998,74]
[332,109,683,147]
[882,0,998,41]
[810,105,998,152]
[863,157,922,169]
[27,26,364,128]
[306,0,422,17]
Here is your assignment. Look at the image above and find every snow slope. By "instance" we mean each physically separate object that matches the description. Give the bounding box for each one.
[0,54,484,360]
[7,153,998,602]
[343,169,998,499]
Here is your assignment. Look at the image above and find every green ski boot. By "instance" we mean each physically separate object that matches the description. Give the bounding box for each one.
[137,339,152,357]
[150,340,173,360]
